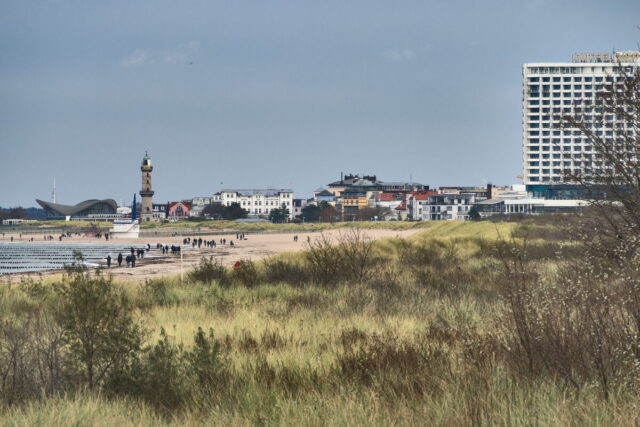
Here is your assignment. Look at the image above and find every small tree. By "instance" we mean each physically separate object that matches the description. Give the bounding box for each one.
[202,202,225,219]
[268,203,290,223]
[468,206,481,221]
[319,202,338,223]
[356,206,392,221]
[54,260,144,390]
[222,202,248,220]
[301,204,321,222]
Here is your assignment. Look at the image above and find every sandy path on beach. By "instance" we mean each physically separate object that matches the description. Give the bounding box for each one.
[0,228,418,283]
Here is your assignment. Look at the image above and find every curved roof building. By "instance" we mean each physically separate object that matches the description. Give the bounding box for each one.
[36,199,118,218]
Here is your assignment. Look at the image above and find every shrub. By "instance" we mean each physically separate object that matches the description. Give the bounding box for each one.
[337,228,376,283]
[305,230,376,286]
[138,278,176,308]
[0,311,74,404]
[305,233,344,285]
[185,327,224,387]
[189,257,229,286]
[262,258,309,286]
[53,267,144,390]
[109,327,186,410]
[108,327,226,411]
[232,260,260,288]
[494,235,640,399]
[395,239,471,295]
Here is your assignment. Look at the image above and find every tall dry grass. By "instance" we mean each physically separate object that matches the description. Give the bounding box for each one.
[2,220,640,425]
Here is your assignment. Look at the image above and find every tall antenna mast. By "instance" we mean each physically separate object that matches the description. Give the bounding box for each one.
[51,177,56,203]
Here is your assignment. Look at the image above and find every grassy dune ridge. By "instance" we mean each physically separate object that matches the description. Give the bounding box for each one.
[3,219,432,233]
[2,220,636,426]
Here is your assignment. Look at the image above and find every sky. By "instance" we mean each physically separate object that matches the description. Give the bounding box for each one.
[1,0,639,207]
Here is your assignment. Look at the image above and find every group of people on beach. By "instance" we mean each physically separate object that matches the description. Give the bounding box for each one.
[104,247,146,268]
[103,234,242,269]
[159,244,181,255]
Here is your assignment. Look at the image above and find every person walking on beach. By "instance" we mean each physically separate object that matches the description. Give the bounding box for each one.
[131,256,136,268]
[125,255,131,267]
[106,255,111,268]
[118,252,123,267]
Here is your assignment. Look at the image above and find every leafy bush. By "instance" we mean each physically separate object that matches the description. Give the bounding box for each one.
[110,327,225,411]
[53,268,144,390]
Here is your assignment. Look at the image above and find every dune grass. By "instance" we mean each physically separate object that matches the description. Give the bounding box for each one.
[139,219,434,232]
[3,220,636,425]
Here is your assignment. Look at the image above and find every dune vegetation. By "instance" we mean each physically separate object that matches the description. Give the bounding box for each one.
[138,219,433,232]
[4,219,434,237]
[2,218,640,426]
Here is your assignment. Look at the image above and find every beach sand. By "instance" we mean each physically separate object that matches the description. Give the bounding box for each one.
[0,228,418,283]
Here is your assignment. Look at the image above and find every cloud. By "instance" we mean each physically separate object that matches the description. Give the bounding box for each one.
[121,49,149,67]
[382,47,417,63]
[162,41,200,65]
[120,41,200,67]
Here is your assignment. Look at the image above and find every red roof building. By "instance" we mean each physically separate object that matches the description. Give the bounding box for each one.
[167,201,192,219]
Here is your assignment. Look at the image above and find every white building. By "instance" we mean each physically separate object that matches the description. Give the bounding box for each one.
[292,198,307,218]
[476,198,588,217]
[412,193,476,221]
[190,197,213,217]
[474,183,588,217]
[522,51,640,187]
[219,189,294,219]
[151,203,167,220]
[1,219,35,226]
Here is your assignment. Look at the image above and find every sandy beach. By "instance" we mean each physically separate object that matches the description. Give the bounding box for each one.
[0,228,418,283]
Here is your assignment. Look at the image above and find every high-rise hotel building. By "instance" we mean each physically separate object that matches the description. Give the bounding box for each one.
[522,52,640,198]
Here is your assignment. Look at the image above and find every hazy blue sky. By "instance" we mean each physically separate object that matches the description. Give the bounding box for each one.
[1,0,639,207]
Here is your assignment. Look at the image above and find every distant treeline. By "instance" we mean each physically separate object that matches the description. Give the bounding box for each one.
[0,207,46,220]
